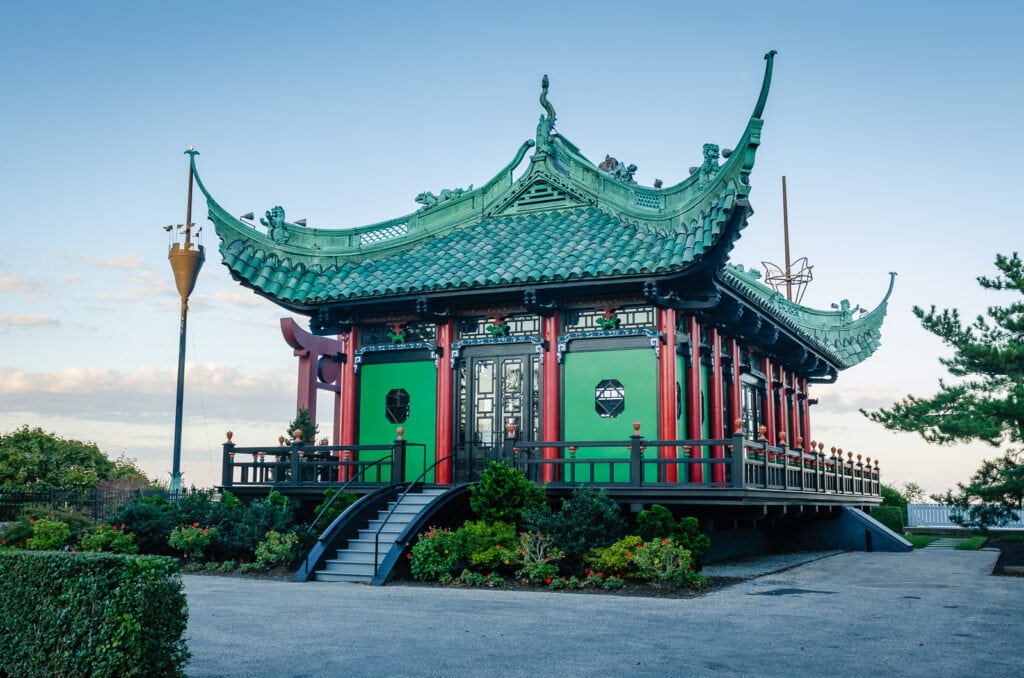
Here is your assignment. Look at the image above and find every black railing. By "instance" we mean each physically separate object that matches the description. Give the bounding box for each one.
[0,487,207,523]
[372,453,455,578]
[505,425,880,498]
[221,433,426,489]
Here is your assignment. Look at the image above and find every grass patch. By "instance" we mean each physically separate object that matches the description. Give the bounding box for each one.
[955,536,987,550]
[904,534,942,549]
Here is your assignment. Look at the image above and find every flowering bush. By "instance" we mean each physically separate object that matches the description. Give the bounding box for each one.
[167,524,218,560]
[513,531,563,584]
[409,527,462,582]
[629,538,705,589]
[585,535,643,578]
[79,523,138,554]
[456,520,518,572]
[25,518,72,551]
[455,569,504,587]
[255,530,299,569]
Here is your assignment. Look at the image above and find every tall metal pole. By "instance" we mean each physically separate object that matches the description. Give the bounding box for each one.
[168,148,205,497]
[782,175,792,301]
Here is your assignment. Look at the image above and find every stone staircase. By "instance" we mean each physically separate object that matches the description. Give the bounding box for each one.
[315,487,448,583]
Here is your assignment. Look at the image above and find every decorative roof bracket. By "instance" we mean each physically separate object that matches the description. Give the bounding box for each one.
[415,297,454,323]
[523,288,559,317]
[310,307,356,335]
[643,280,721,310]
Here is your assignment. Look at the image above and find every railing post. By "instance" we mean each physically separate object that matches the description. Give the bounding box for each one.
[629,421,644,486]
[292,440,303,486]
[731,434,745,489]
[221,435,235,487]
[393,427,407,483]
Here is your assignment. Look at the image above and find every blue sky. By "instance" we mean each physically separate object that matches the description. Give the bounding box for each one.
[1,1,1021,492]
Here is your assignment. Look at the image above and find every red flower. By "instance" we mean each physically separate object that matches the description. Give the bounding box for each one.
[662,538,670,545]
[545,577,552,584]
[192,522,199,528]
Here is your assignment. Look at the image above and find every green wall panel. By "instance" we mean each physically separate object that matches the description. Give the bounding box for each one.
[563,348,657,482]
[358,361,437,482]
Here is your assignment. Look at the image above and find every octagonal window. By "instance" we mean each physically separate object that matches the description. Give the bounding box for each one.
[595,379,625,418]
[385,388,410,424]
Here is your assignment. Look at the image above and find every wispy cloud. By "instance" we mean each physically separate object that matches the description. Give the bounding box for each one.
[212,288,272,308]
[55,253,147,270]
[96,270,176,303]
[0,314,60,331]
[0,272,32,293]
[0,364,292,424]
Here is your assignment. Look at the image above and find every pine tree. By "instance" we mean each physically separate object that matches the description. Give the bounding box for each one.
[287,407,319,444]
[862,252,1024,526]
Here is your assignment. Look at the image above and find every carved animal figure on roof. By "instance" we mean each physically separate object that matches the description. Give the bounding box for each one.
[260,206,290,245]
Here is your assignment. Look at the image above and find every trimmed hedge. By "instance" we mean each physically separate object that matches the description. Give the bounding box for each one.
[0,550,189,677]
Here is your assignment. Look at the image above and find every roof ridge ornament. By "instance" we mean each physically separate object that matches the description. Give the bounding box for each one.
[536,74,556,155]
[751,50,777,120]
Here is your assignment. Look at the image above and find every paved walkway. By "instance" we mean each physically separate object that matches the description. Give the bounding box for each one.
[183,550,1024,677]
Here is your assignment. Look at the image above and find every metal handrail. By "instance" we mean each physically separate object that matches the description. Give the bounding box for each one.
[372,452,455,577]
[304,455,393,536]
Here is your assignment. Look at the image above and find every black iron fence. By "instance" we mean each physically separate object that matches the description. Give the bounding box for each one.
[0,487,195,523]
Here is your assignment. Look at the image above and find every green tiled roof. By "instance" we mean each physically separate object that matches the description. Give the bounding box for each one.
[720,265,895,370]
[195,51,892,372]
[218,195,742,303]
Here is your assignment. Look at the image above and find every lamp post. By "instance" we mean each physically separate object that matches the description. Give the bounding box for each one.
[167,148,205,497]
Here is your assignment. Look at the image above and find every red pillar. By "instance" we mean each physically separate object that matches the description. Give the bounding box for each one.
[729,339,742,435]
[294,348,317,423]
[777,365,789,447]
[657,308,678,482]
[435,320,454,485]
[801,377,812,449]
[709,328,725,483]
[790,373,801,449]
[686,316,703,483]
[762,356,776,445]
[338,328,358,480]
[541,312,561,483]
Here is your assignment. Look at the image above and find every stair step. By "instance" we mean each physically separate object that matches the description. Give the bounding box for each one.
[314,488,448,583]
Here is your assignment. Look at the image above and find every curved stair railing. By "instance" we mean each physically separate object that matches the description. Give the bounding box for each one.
[371,453,456,584]
[294,453,398,582]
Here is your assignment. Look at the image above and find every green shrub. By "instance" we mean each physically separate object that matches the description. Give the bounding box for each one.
[470,460,547,527]
[1,507,92,550]
[456,569,504,587]
[0,550,189,676]
[255,530,300,568]
[630,538,704,589]
[525,487,626,573]
[312,489,358,533]
[110,496,177,555]
[513,530,563,584]
[456,520,518,572]
[635,505,710,571]
[409,527,462,582]
[585,535,644,578]
[25,518,72,551]
[79,523,139,554]
[870,506,905,533]
[168,524,218,560]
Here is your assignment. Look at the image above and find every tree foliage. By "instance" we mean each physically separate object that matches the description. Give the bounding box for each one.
[862,252,1024,447]
[0,426,118,490]
[863,253,1024,527]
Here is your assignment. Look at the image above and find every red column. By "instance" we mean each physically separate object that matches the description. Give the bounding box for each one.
[686,316,703,483]
[777,365,789,447]
[709,328,725,483]
[801,377,812,449]
[295,348,317,422]
[541,312,561,483]
[338,328,358,481]
[657,308,678,482]
[729,339,742,435]
[435,320,454,485]
[790,373,801,449]
[762,356,776,446]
